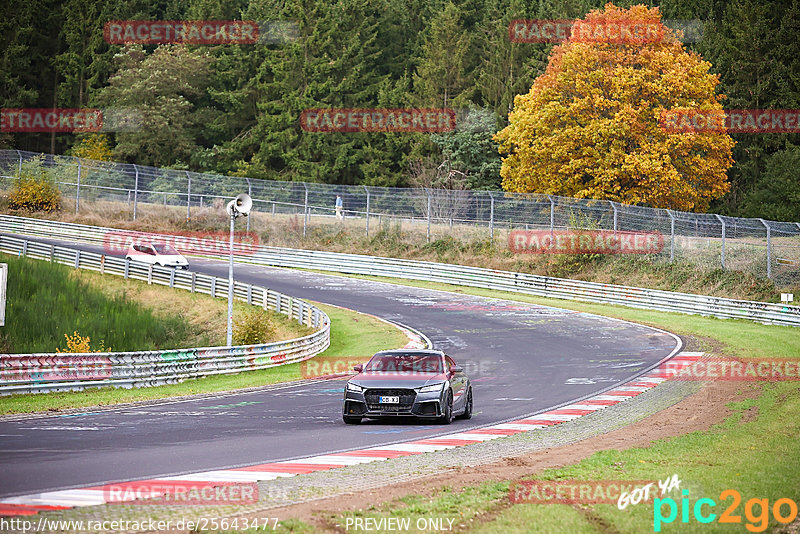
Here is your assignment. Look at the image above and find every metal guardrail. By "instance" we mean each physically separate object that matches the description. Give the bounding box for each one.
[0,234,330,395]
[2,149,799,283]
[1,214,798,327]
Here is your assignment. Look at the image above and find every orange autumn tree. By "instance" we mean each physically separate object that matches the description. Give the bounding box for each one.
[495,4,734,211]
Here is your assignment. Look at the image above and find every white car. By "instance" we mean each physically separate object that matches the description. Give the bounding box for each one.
[125,242,189,269]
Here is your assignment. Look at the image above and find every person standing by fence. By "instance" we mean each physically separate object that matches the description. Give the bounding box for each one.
[335,194,343,220]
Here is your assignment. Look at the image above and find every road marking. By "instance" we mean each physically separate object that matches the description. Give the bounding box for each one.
[0,351,698,517]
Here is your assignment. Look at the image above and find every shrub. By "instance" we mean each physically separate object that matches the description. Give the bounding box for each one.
[551,211,603,276]
[233,309,275,345]
[70,134,113,161]
[56,331,110,353]
[8,157,61,212]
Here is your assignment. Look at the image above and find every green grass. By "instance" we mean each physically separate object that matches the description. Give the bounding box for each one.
[472,383,800,533]
[0,302,408,415]
[0,253,192,353]
[277,270,800,533]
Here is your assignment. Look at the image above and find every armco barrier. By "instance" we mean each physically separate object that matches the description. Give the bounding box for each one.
[0,234,330,394]
[1,214,799,327]
[4,149,800,283]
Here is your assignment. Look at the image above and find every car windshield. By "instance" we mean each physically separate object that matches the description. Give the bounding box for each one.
[153,244,178,255]
[363,353,443,373]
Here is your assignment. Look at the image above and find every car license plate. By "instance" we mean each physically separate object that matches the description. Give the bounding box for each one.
[379,396,400,404]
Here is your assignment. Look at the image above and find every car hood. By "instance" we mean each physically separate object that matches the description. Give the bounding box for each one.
[349,371,448,389]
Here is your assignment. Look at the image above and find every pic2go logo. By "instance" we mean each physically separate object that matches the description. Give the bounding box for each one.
[654,489,798,532]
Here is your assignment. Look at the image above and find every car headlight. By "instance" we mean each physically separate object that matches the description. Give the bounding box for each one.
[346,383,363,393]
[418,382,445,393]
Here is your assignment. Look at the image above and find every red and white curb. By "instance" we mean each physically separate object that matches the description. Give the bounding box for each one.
[0,352,703,517]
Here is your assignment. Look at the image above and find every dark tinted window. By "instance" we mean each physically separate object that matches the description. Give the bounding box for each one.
[364,353,443,373]
[153,243,178,255]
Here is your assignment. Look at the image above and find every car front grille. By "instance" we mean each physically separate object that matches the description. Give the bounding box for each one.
[365,388,416,412]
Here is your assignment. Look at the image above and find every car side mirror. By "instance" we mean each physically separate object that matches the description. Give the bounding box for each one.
[452,365,463,373]
[353,364,363,372]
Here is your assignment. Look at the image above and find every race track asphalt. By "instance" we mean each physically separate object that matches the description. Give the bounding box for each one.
[0,237,681,498]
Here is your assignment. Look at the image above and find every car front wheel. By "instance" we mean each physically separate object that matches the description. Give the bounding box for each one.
[439,390,454,424]
[458,387,473,420]
[343,415,361,424]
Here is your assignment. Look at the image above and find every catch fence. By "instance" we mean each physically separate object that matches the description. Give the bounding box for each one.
[2,149,798,284]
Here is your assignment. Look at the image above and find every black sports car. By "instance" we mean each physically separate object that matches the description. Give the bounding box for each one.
[342,349,473,424]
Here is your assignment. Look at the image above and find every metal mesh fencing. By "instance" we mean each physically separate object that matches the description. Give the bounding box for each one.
[1,149,798,284]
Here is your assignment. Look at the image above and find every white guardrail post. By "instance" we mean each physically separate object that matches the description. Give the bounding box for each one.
[715,213,726,269]
[488,191,495,243]
[186,171,191,221]
[667,209,675,263]
[364,185,370,237]
[759,218,772,279]
[0,232,330,395]
[303,183,308,237]
[75,159,81,214]
[426,189,432,243]
[132,164,139,221]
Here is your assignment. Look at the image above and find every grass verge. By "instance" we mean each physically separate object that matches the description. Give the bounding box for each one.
[0,298,408,415]
[308,382,798,533]
[263,271,799,534]
[0,253,314,353]
[0,253,192,353]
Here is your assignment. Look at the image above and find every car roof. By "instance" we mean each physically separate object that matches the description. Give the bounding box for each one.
[372,349,444,357]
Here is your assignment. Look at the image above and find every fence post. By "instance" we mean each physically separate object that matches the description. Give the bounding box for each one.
[186,171,191,221]
[303,183,308,237]
[610,201,618,235]
[132,164,139,221]
[15,149,22,176]
[488,192,495,243]
[714,214,726,269]
[426,189,432,243]
[364,185,370,237]
[246,178,252,233]
[548,195,555,237]
[759,219,772,279]
[75,159,81,214]
[667,209,675,263]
